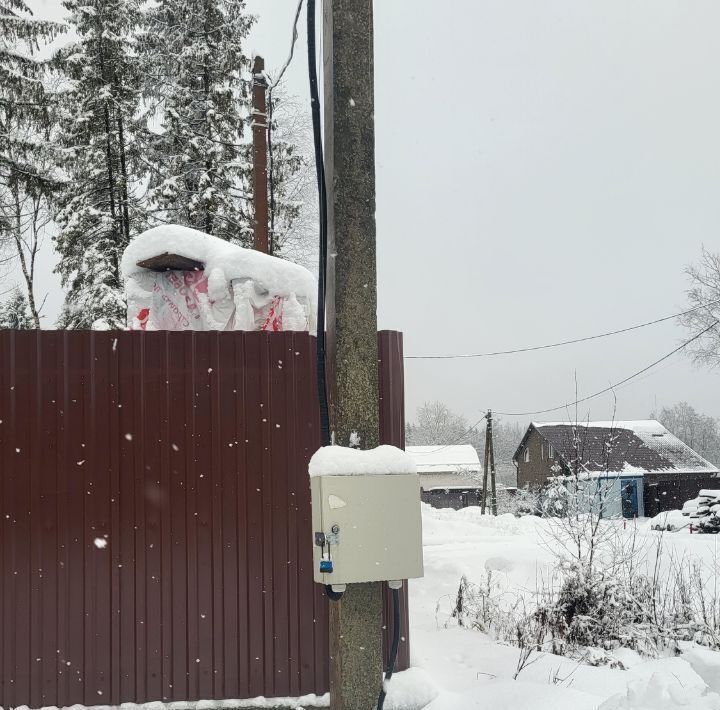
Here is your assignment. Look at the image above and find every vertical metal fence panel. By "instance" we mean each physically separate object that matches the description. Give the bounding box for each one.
[0,330,408,707]
[378,331,411,673]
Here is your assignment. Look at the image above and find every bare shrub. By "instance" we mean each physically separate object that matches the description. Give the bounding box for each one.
[446,529,720,663]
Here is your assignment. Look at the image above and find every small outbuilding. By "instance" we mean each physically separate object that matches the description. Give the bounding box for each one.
[513,420,720,518]
[405,444,483,509]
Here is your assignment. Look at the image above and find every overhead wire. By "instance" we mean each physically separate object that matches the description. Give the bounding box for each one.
[268,0,304,92]
[297,0,718,454]
[404,298,720,360]
[494,320,719,417]
[411,320,720,456]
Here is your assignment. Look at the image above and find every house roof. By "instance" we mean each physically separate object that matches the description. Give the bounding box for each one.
[405,445,481,474]
[513,420,719,477]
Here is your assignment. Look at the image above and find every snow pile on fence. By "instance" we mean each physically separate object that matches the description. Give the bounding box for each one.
[309,445,417,478]
[122,225,317,332]
[690,489,720,533]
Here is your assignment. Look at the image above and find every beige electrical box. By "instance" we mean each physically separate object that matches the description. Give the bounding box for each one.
[311,473,424,586]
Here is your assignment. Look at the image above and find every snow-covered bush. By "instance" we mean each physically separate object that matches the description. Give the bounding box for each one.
[497,488,540,517]
[447,526,720,662]
[535,560,654,653]
[541,477,570,517]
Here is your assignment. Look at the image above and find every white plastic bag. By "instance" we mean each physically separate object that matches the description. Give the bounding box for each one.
[127,270,311,332]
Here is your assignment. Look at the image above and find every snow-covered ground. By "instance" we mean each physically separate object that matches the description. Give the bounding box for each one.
[388,505,720,710]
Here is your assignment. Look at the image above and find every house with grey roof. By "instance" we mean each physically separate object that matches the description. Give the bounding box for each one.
[513,420,719,518]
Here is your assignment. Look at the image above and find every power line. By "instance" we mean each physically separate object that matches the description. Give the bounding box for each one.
[405,298,720,360]
[408,416,485,456]
[495,320,719,416]
[410,320,719,455]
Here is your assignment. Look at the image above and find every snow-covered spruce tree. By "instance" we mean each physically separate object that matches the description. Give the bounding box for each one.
[140,0,254,244]
[0,0,62,327]
[0,288,33,329]
[52,0,144,329]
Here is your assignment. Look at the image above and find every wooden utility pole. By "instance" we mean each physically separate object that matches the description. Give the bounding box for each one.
[251,55,269,253]
[481,415,490,514]
[323,1,383,709]
[488,411,497,515]
[481,410,497,515]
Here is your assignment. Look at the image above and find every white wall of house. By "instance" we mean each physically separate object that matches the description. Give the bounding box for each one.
[419,471,483,490]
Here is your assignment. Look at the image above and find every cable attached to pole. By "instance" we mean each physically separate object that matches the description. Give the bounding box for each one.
[307,0,331,447]
[376,587,402,710]
[325,585,344,601]
[307,5,398,707]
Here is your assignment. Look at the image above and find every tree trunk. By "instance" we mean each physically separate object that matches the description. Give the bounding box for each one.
[115,90,131,245]
[97,25,121,284]
[9,176,41,328]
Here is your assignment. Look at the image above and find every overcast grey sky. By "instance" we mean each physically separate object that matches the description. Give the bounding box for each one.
[28,0,720,428]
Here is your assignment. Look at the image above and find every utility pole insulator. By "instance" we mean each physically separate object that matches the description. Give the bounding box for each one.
[251,55,269,254]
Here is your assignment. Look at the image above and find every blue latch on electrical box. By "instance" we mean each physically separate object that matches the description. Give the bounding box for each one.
[320,559,333,573]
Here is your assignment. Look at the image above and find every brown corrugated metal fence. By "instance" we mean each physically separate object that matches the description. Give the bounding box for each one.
[0,330,409,708]
[378,331,411,668]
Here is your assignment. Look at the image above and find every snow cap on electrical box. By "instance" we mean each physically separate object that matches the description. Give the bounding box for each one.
[309,445,417,478]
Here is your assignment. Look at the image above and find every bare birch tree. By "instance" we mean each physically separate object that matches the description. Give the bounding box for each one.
[679,247,720,368]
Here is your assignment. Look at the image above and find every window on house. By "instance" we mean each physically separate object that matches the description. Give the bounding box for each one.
[548,444,554,459]
[524,447,530,463]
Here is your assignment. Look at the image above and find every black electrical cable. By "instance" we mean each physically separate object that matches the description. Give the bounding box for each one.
[325,585,344,601]
[307,0,331,447]
[376,587,401,710]
[495,319,720,417]
[405,298,720,360]
[413,319,720,456]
